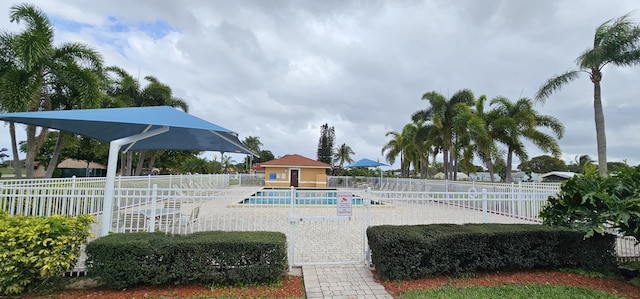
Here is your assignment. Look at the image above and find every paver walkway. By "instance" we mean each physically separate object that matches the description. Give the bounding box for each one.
[303,265,392,299]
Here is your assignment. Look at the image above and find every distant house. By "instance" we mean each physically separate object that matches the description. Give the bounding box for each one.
[34,159,107,178]
[433,172,469,180]
[511,171,530,182]
[260,154,332,188]
[468,172,501,182]
[250,164,265,175]
[540,171,576,182]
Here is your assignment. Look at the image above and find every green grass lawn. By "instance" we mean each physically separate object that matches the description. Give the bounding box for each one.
[399,284,624,299]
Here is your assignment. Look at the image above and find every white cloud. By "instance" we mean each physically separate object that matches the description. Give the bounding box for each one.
[1,0,640,169]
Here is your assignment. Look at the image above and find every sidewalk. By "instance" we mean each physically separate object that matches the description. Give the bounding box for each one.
[302,265,392,299]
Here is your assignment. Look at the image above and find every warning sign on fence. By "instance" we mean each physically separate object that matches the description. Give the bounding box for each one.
[336,191,352,216]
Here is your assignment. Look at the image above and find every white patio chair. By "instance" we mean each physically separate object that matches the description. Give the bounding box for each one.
[185,206,200,233]
[121,213,148,233]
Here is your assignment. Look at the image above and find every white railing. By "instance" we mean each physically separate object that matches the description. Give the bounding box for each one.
[0,176,637,273]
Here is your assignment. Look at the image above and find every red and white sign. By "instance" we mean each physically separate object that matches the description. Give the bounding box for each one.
[336,191,352,216]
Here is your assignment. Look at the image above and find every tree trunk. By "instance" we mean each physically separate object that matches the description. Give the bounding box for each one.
[134,150,146,176]
[442,149,449,180]
[485,156,495,183]
[126,151,133,176]
[506,148,514,183]
[120,152,126,176]
[24,125,48,178]
[147,150,161,171]
[44,133,65,178]
[592,76,607,175]
[9,122,22,178]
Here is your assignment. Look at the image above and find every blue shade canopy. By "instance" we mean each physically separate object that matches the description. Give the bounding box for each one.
[0,106,252,154]
[346,158,388,168]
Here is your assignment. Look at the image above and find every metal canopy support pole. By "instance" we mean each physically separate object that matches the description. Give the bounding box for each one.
[100,126,170,237]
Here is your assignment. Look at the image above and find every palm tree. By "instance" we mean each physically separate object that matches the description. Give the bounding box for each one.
[456,95,499,182]
[412,89,475,180]
[381,129,407,177]
[407,120,439,178]
[0,3,104,178]
[242,136,262,171]
[105,68,189,175]
[333,143,355,168]
[535,13,640,175]
[488,97,565,183]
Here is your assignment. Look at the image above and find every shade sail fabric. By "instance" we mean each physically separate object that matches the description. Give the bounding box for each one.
[0,106,252,153]
[346,158,388,168]
[0,106,255,237]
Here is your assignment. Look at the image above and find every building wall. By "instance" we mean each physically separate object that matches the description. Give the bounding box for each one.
[264,166,327,188]
[264,166,289,188]
[299,168,327,188]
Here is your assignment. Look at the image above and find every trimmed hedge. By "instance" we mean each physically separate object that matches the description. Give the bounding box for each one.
[367,224,617,280]
[86,231,287,289]
[0,211,93,295]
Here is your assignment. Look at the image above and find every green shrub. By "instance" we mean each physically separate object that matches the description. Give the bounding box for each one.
[367,224,617,280]
[540,165,640,240]
[0,211,93,295]
[86,231,287,289]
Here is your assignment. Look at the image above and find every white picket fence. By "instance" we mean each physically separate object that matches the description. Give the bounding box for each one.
[0,174,638,274]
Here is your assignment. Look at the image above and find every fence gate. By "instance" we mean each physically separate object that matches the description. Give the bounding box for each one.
[287,188,370,267]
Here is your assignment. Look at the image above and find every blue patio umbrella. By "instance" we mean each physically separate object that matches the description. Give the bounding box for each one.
[346,158,388,168]
[346,158,388,184]
[0,106,254,236]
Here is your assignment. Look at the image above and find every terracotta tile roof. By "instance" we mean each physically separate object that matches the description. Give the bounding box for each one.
[260,154,332,168]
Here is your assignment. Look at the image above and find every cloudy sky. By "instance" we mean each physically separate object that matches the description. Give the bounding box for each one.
[1,0,640,169]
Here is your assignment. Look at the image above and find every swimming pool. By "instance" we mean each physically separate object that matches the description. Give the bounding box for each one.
[241,189,368,205]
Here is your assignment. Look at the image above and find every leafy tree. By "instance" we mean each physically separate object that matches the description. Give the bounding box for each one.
[488,96,564,183]
[242,136,262,171]
[254,150,275,164]
[333,143,355,168]
[178,156,213,174]
[317,123,335,165]
[104,67,189,175]
[454,94,498,182]
[607,161,628,172]
[567,154,596,174]
[541,165,640,241]
[535,13,640,175]
[0,3,103,178]
[382,123,423,178]
[151,150,201,174]
[520,155,567,174]
[412,89,475,180]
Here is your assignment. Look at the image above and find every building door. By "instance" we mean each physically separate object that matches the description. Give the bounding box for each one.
[290,169,299,187]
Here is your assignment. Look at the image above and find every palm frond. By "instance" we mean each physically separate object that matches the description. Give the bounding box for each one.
[534,70,581,102]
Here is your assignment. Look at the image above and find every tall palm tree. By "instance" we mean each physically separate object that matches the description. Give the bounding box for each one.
[105,68,189,175]
[408,120,439,178]
[382,129,407,177]
[535,13,640,175]
[242,136,262,171]
[488,97,565,183]
[455,95,499,182]
[412,89,475,180]
[0,3,104,178]
[333,143,355,168]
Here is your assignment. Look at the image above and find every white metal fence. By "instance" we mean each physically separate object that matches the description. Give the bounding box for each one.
[0,174,638,275]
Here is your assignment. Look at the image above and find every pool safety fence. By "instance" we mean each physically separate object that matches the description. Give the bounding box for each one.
[0,175,637,275]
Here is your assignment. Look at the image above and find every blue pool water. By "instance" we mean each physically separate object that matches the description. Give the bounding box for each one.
[241,189,366,205]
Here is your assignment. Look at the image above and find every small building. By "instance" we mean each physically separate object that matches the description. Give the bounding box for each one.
[468,172,502,182]
[34,159,107,178]
[540,171,576,182]
[260,154,332,188]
